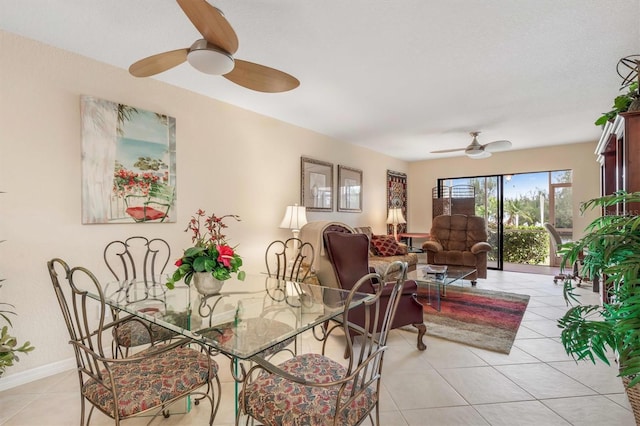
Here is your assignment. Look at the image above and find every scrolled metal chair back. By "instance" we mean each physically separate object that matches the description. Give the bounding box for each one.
[339,261,407,417]
[265,238,315,282]
[47,258,110,380]
[103,236,170,285]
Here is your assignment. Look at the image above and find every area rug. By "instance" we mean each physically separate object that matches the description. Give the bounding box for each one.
[417,286,530,354]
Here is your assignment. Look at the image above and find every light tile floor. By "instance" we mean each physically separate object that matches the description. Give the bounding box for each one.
[0,270,635,425]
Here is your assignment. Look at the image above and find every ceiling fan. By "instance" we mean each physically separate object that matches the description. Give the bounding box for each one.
[431,131,512,159]
[128,0,299,93]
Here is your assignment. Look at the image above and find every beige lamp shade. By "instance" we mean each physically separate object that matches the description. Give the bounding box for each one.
[279,204,308,231]
[386,207,406,225]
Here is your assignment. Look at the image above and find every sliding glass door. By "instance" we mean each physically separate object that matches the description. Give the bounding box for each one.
[437,175,503,269]
[437,170,573,272]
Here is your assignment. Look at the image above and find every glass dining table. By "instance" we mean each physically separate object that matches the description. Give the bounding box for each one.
[93,273,372,416]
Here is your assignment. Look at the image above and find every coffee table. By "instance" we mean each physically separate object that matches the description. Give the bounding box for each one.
[408,265,477,311]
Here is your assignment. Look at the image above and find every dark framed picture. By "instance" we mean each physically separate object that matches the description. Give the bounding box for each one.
[301,157,333,212]
[337,165,362,212]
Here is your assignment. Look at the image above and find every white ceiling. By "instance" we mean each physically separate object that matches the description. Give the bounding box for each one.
[1,0,639,161]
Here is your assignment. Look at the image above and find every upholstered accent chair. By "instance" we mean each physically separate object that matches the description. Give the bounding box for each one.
[103,236,175,357]
[47,258,221,425]
[238,262,408,426]
[323,231,426,352]
[422,214,492,285]
[298,221,417,289]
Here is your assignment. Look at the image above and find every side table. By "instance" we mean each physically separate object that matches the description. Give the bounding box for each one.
[397,232,430,253]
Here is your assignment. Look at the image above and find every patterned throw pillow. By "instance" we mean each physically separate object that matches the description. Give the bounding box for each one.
[371,234,402,256]
[354,226,375,256]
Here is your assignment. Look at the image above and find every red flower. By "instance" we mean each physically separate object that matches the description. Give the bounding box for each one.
[217,245,234,267]
[175,259,183,267]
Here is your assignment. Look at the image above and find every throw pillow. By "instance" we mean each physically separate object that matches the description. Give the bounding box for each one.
[371,234,403,257]
[354,226,375,256]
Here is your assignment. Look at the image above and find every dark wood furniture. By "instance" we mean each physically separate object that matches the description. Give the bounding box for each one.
[596,111,640,214]
[594,110,640,300]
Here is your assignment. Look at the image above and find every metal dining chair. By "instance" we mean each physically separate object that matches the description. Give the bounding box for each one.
[258,238,316,359]
[47,258,221,425]
[237,261,408,426]
[264,237,315,282]
[103,236,175,357]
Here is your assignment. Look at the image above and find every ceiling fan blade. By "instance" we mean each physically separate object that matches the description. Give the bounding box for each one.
[224,59,300,93]
[129,48,189,77]
[177,0,239,54]
[430,147,466,154]
[483,140,512,152]
[468,151,492,159]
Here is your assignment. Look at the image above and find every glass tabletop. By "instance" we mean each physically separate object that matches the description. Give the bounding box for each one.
[408,265,477,311]
[99,274,370,360]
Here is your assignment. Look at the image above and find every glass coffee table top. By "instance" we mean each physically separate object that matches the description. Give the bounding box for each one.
[408,265,477,311]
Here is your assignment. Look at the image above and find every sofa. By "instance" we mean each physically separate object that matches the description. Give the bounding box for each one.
[299,221,418,289]
[422,214,491,285]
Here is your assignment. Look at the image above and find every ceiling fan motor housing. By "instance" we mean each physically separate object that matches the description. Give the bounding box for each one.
[187,39,235,75]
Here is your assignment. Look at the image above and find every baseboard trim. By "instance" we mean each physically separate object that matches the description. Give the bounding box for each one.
[0,358,75,392]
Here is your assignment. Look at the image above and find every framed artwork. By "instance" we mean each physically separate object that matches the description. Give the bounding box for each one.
[387,170,407,235]
[337,165,362,212]
[301,157,333,211]
[81,96,176,224]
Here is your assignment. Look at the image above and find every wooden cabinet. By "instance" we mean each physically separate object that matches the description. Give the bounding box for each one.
[595,111,640,302]
[595,111,640,214]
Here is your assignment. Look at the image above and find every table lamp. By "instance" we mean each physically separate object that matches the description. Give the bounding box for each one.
[279,204,308,240]
[386,207,406,241]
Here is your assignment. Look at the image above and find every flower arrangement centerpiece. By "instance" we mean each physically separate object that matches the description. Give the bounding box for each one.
[166,209,245,290]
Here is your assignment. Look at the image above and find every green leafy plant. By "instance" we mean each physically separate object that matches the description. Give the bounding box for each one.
[166,209,246,289]
[503,226,549,264]
[595,81,639,126]
[557,191,640,387]
[0,302,35,377]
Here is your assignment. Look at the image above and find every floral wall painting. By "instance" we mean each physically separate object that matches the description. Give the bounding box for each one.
[81,96,176,224]
[301,157,333,212]
[337,165,362,212]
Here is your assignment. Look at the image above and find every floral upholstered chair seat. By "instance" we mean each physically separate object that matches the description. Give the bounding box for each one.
[238,263,408,426]
[113,318,177,348]
[83,345,217,418]
[240,353,376,425]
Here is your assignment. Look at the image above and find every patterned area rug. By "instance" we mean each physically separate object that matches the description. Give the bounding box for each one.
[417,286,530,354]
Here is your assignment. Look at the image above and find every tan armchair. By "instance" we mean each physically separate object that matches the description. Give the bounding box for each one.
[422,214,491,285]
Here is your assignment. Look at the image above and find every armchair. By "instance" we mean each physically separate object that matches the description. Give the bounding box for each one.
[422,214,491,285]
[323,231,426,352]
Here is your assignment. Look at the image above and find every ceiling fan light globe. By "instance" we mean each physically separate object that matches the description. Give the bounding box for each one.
[465,147,484,156]
[187,40,235,75]
[469,151,491,159]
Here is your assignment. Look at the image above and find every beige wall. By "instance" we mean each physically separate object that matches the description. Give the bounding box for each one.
[407,142,601,238]
[0,31,407,379]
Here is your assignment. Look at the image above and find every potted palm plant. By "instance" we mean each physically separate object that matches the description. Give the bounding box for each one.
[557,191,640,423]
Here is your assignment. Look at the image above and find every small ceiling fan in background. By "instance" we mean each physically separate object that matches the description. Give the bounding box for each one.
[128,0,299,93]
[431,131,512,159]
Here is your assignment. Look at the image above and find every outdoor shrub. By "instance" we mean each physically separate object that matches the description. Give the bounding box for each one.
[503,226,548,264]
